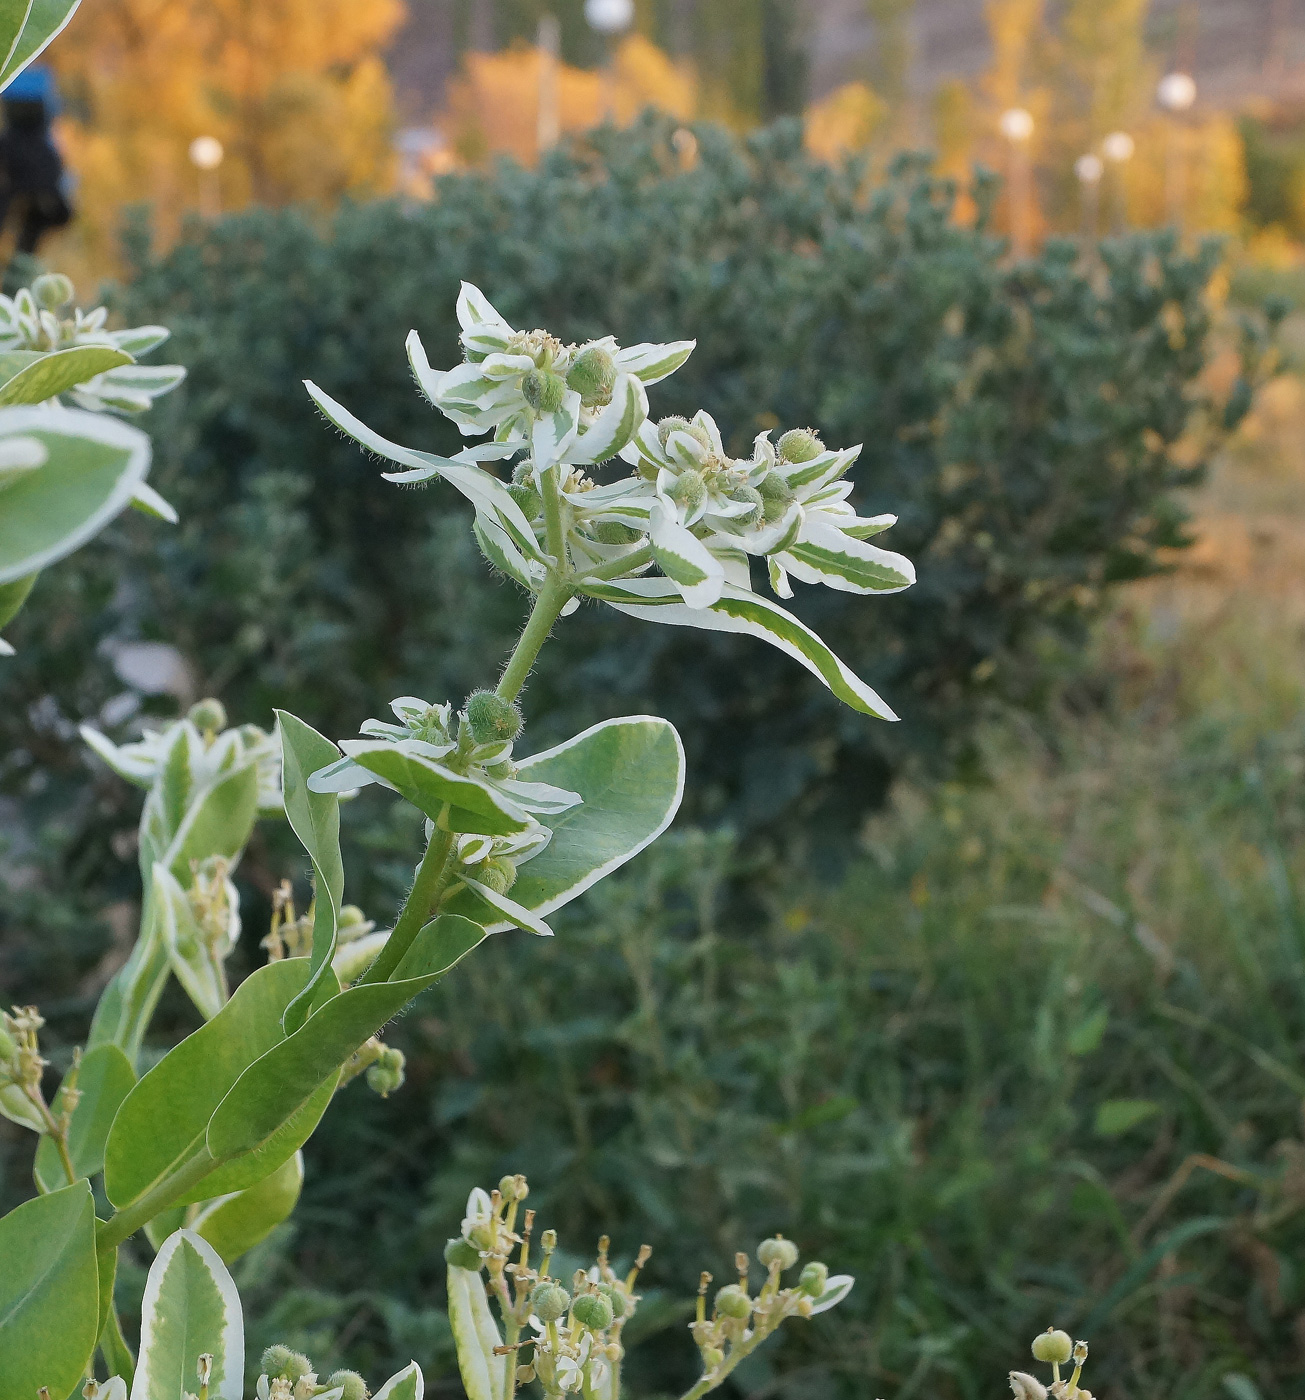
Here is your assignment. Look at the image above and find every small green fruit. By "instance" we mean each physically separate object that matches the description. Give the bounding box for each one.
[339,905,367,928]
[499,1173,529,1202]
[1031,1330,1073,1366]
[567,347,617,404]
[702,1347,725,1369]
[465,690,523,745]
[756,1236,799,1271]
[757,471,796,521]
[31,273,73,311]
[444,1236,482,1269]
[477,857,517,895]
[668,468,706,515]
[798,1261,828,1296]
[591,519,642,545]
[777,428,823,463]
[596,1282,629,1318]
[728,484,764,528]
[326,1372,368,1400]
[508,481,542,520]
[261,1347,314,1383]
[530,1280,571,1322]
[571,1292,614,1331]
[188,698,228,733]
[522,368,566,414]
[365,1046,405,1097]
[657,416,691,447]
[714,1284,752,1319]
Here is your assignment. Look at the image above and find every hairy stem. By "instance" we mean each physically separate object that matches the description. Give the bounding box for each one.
[95,1149,218,1252]
[677,1325,776,1400]
[496,573,571,703]
[359,818,457,985]
[540,463,567,566]
[24,1084,77,1189]
[573,543,653,584]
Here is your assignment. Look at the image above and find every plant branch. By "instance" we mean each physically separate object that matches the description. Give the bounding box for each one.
[540,463,567,566]
[95,1149,218,1252]
[573,543,653,584]
[358,817,457,985]
[677,1325,779,1400]
[497,574,572,703]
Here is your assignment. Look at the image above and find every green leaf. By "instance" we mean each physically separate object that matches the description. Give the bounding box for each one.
[154,863,229,1022]
[1067,1005,1109,1056]
[276,712,346,1034]
[0,1080,45,1131]
[332,741,533,836]
[0,344,134,405]
[96,1249,135,1384]
[583,577,898,719]
[191,1151,304,1264]
[570,371,647,464]
[0,0,80,85]
[781,524,915,594]
[34,1042,136,1191]
[0,569,35,627]
[0,0,32,77]
[104,960,331,1216]
[160,761,260,883]
[444,718,684,928]
[447,1265,505,1400]
[373,1362,424,1400]
[649,507,723,607]
[1094,1098,1161,1137]
[133,1230,242,1400]
[0,1181,99,1400]
[0,406,154,585]
[1222,1374,1264,1400]
[205,915,487,1163]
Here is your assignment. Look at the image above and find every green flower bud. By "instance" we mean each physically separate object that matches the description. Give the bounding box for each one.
[591,519,642,546]
[797,1261,828,1297]
[508,481,542,520]
[477,857,517,895]
[522,368,566,414]
[261,1348,314,1384]
[465,691,523,745]
[499,1173,529,1202]
[365,1046,405,1098]
[727,484,764,528]
[656,416,691,447]
[325,1373,368,1400]
[757,471,796,522]
[714,1284,751,1320]
[31,273,73,311]
[444,1236,482,1270]
[668,468,706,515]
[702,1347,725,1370]
[596,1282,628,1318]
[188,698,228,733]
[756,1236,799,1271]
[567,347,617,404]
[530,1280,571,1322]
[540,1228,558,1251]
[1072,1340,1088,1365]
[571,1292,614,1331]
[778,428,823,463]
[339,905,367,928]
[1030,1330,1073,1366]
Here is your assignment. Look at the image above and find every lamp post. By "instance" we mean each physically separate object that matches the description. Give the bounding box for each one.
[537,13,561,157]
[1157,71,1196,230]
[1101,130,1134,232]
[188,135,224,219]
[1074,152,1103,248]
[999,107,1034,258]
[584,0,634,122]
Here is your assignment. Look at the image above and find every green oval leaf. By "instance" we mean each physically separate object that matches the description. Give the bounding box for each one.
[447,1266,503,1400]
[192,1151,304,1264]
[0,407,153,585]
[276,711,345,1034]
[443,717,684,929]
[0,344,134,405]
[373,1362,425,1400]
[132,1230,242,1400]
[1094,1098,1161,1137]
[205,915,486,1163]
[0,1181,99,1400]
[34,1042,137,1191]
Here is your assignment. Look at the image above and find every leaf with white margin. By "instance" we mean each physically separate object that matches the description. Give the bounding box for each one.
[0,406,154,585]
[131,1230,243,1400]
[649,504,724,608]
[304,380,547,563]
[130,479,179,522]
[191,1150,304,1264]
[1,0,82,88]
[457,875,553,937]
[568,372,647,465]
[456,281,513,355]
[530,388,580,472]
[839,512,897,539]
[311,740,535,836]
[613,339,696,385]
[807,1274,855,1315]
[474,514,542,591]
[777,523,915,595]
[0,344,132,405]
[110,325,171,356]
[443,717,684,930]
[447,1265,505,1400]
[373,1362,424,1400]
[583,577,899,720]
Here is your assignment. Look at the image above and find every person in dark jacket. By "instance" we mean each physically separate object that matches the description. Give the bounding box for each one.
[0,65,72,257]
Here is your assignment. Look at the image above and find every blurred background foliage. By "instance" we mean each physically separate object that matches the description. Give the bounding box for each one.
[2,109,1302,1398]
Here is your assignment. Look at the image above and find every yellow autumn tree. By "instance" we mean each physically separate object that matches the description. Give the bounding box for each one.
[804,82,887,164]
[441,34,695,170]
[47,0,403,272]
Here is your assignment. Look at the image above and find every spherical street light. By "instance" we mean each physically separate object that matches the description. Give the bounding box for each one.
[1157,72,1196,112]
[1102,131,1134,163]
[1102,132,1134,232]
[188,135,224,171]
[1074,153,1103,184]
[999,107,1034,143]
[584,0,634,34]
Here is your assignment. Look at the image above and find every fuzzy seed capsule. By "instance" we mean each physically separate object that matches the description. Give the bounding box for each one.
[465,691,523,744]
[778,428,823,463]
[668,468,706,515]
[444,1236,482,1270]
[756,1236,799,1271]
[523,368,566,414]
[596,1282,628,1318]
[657,416,691,448]
[188,698,228,733]
[714,1284,752,1319]
[31,273,73,310]
[797,1261,828,1296]
[365,1046,405,1097]
[326,1373,368,1400]
[1030,1329,1073,1365]
[260,1348,314,1384]
[701,1347,725,1370]
[499,1173,529,1202]
[478,857,518,895]
[728,484,764,528]
[531,1280,571,1322]
[567,347,617,404]
[571,1292,614,1331]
